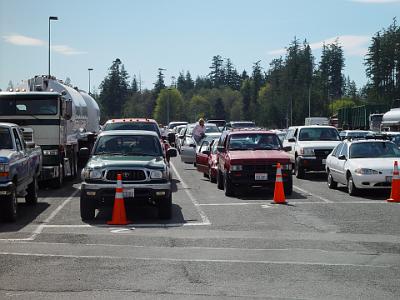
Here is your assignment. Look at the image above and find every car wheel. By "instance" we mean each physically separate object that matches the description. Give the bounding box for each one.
[327,171,337,189]
[224,173,235,197]
[25,176,38,205]
[2,184,17,222]
[80,194,95,221]
[209,169,217,183]
[217,170,224,190]
[158,194,172,220]
[347,174,358,196]
[295,158,305,179]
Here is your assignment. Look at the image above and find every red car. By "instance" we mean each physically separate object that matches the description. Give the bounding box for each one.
[216,129,292,196]
[196,138,219,183]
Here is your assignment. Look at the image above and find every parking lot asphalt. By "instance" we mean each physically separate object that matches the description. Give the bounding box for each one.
[0,157,399,299]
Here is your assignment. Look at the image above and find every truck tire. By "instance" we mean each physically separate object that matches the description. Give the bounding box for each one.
[217,170,224,190]
[158,194,172,219]
[284,179,293,196]
[2,184,17,222]
[295,158,305,179]
[25,176,38,205]
[50,164,64,188]
[80,194,95,220]
[224,173,235,197]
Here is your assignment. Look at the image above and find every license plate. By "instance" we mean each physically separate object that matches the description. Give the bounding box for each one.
[386,176,392,183]
[123,188,135,198]
[255,173,268,180]
[322,159,326,164]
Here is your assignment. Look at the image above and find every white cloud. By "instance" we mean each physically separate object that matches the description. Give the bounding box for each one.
[2,34,44,46]
[267,35,371,57]
[351,0,400,3]
[51,45,87,56]
[2,34,86,56]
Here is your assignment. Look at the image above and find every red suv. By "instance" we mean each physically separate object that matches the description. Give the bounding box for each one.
[216,129,292,196]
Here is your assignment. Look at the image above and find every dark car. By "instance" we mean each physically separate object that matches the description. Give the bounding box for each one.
[80,130,177,220]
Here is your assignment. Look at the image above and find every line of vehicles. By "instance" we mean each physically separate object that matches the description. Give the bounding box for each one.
[2,76,400,222]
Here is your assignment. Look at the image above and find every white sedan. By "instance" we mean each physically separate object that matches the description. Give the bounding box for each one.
[325,139,400,195]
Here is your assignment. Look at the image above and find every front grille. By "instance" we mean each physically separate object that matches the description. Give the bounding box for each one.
[106,170,146,181]
[314,149,333,159]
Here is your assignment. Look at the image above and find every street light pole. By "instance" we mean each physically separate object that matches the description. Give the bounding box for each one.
[48,16,58,77]
[88,68,93,95]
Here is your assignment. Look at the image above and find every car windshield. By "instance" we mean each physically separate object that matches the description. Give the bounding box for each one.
[232,122,256,128]
[103,122,160,138]
[94,135,162,156]
[205,125,220,133]
[0,127,13,149]
[229,133,281,150]
[350,142,400,158]
[299,128,340,141]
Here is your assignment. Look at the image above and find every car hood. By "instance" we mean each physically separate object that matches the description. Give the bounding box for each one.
[297,141,341,149]
[228,150,291,163]
[87,155,166,170]
[0,150,13,162]
[348,158,398,172]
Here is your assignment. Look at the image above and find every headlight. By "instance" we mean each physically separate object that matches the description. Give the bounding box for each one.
[281,164,292,170]
[43,149,58,156]
[231,165,243,171]
[82,168,102,179]
[150,170,165,179]
[300,148,314,156]
[0,163,9,172]
[354,168,379,175]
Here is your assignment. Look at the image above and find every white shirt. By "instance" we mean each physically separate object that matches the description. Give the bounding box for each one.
[192,123,205,139]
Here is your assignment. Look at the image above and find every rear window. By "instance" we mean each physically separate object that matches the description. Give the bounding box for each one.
[298,128,340,141]
[103,122,161,138]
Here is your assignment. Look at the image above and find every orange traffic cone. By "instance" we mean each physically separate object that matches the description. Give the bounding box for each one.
[107,173,132,225]
[388,161,400,203]
[273,163,287,204]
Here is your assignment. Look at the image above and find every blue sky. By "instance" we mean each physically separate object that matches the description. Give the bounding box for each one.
[0,0,399,93]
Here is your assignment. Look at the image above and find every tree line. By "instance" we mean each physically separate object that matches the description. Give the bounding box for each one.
[95,19,400,128]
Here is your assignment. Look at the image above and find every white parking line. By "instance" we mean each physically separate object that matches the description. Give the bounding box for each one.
[293,185,333,203]
[170,161,211,225]
[0,251,392,268]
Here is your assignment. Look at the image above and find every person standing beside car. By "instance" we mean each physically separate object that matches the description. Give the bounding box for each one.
[193,118,206,144]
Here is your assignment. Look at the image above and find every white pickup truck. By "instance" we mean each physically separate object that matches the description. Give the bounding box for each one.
[0,123,42,221]
[282,125,341,179]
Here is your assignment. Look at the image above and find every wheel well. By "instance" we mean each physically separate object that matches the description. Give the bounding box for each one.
[346,170,351,179]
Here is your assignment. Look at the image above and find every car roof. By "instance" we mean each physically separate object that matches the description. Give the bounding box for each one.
[104,118,157,124]
[0,122,19,128]
[97,130,159,137]
[228,129,276,135]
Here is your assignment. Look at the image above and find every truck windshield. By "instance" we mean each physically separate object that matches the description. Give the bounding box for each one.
[0,127,13,149]
[94,135,163,156]
[298,128,340,141]
[0,97,58,116]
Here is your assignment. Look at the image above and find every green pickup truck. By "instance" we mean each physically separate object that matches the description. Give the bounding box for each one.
[79,130,177,220]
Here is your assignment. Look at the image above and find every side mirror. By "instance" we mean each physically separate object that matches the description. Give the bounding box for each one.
[217,146,225,153]
[202,150,210,155]
[167,147,177,158]
[283,146,292,152]
[189,143,196,148]
[25,141,36,149]
[288,138,296,143]
[178,134,185,139]
[63,99,73,120]
[338,154,346,160]
[79,147,90,160]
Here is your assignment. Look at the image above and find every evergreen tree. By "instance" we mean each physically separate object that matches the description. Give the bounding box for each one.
[209,55,225,87]
[131,75,138,93]
[214,97,226,120]
[153,68,166,96]
[98,58,130,120]
[241,79,252,120]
